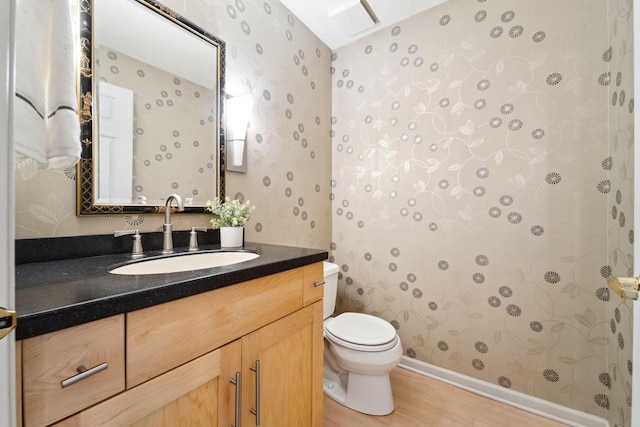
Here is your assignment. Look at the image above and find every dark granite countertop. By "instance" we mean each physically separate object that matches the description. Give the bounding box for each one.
[15,242,328,340]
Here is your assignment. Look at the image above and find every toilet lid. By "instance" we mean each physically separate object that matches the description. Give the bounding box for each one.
[324,312,397,348]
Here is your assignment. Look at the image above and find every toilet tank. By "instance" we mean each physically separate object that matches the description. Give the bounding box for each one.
[322,262,339,320]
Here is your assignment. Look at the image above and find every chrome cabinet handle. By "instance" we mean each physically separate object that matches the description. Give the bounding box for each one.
[61,362,108,388]
[250,360,261,425]
[313,281,325,287]
[229,372,241,427]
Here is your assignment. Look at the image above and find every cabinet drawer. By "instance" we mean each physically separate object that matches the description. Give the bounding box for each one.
[22,315,125,427]
[303,262,324,306]
[127,267,304,387]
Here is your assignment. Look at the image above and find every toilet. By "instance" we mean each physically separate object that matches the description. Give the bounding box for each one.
[322,262,403,416]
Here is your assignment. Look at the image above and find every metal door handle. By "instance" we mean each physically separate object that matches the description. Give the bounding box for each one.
[250,360,261,425]
[0,307,17,340]
[313,281,325,287]
[229,372,241,427]
[607,275,640,300]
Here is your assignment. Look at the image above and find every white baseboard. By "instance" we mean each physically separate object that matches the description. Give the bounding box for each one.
[399,356,610,427]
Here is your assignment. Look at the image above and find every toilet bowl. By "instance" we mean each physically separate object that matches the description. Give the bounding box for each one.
[322,262,403,416]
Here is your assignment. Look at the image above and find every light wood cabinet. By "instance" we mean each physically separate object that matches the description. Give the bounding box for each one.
[126,267,304,388]
[21,315,126,427]
[242,302,323,427]
[54,340,242,427]
[19,262,324,427]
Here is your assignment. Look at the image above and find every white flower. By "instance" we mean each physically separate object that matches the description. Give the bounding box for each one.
[205,197,255,229]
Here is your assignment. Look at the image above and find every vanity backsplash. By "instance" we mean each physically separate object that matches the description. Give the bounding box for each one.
[15,230,219,264]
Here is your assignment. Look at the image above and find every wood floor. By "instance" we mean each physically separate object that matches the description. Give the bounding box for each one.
[323,368,568,427]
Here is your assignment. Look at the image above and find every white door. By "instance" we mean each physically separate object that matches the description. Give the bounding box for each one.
[0,0,16,426]
[96,81,134,204]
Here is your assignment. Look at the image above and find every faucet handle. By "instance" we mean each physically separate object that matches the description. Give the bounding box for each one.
[114,230,144,259]
[189,227,208,251]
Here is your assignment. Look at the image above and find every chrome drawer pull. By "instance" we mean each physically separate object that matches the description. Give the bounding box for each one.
[61,362,108,388]
[313,281,325,287]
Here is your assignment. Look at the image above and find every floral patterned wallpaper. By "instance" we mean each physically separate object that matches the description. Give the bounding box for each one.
[14,0,332,251]
[331,0,631,420]
[606,1,634,426]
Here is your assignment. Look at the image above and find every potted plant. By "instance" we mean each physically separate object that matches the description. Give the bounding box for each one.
[205,197,255,247]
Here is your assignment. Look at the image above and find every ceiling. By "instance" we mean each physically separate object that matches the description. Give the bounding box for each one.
[278,0,449,50]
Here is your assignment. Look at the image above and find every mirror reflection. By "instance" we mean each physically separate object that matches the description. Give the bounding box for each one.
[77,0,226,215]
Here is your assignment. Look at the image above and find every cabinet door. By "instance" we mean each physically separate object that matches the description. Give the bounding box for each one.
[54,340,242,427]
[242,302,323,427]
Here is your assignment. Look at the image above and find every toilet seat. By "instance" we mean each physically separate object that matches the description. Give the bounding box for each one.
[324,312,398,352]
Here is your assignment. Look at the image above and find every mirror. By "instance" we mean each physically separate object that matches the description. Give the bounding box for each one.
[77,0,226,215]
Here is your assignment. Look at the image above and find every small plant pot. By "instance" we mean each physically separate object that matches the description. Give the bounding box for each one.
[220,226,244,247]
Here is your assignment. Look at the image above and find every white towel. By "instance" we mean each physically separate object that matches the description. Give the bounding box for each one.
[14,0,81,170]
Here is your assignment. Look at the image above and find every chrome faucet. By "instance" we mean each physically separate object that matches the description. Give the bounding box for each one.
[162,193,185,254]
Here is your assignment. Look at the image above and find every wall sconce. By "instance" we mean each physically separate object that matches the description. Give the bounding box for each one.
[226,94,253,173]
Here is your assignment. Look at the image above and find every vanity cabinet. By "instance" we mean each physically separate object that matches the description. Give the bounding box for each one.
[18,262,324,427]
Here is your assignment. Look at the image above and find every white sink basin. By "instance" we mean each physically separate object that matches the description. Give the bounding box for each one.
[109,251,260,275]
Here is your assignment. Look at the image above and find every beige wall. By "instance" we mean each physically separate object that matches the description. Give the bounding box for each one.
[331,0,627,419]
[14,0,333,251]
